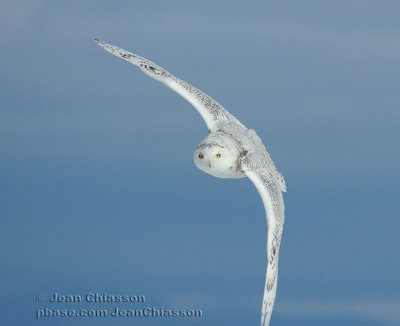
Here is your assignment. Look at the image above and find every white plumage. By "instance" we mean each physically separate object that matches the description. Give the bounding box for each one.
[95,39,286,326]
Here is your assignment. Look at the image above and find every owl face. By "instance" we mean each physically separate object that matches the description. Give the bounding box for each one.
[193,134,244,179]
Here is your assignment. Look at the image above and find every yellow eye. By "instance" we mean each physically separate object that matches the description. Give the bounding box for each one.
[199,154,204,159]
[216,154,221,158]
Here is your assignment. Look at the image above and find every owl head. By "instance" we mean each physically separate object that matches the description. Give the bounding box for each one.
[193,134,243,179]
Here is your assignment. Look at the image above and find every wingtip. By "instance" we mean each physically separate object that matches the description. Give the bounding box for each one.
[94,39,110,50]
[94,39,105,46]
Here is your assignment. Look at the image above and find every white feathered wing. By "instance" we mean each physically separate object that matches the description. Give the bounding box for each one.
[245,169,285,326]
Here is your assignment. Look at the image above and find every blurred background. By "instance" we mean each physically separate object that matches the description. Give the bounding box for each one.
[1,1,399,325]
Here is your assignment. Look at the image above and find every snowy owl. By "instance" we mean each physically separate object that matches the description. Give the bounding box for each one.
[95,39,287,326]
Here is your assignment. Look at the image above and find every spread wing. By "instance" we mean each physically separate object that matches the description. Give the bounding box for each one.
[95,39,243,130]
[245,169,285,326]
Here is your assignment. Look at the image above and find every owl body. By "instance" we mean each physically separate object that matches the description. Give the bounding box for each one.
[193,123,272,180]
[96,39,287,326]
[194,132,246,179]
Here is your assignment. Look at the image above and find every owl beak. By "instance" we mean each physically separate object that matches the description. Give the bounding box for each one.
[207,160,212,168]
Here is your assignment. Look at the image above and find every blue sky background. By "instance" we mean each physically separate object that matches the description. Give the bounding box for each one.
[1,1,399,325]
